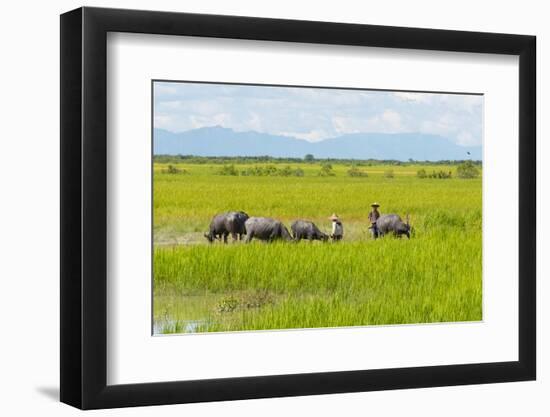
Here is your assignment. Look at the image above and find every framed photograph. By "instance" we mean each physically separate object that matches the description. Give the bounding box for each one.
[60,7,536,409]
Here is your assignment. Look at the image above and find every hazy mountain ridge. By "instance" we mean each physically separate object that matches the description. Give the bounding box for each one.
[154,126,482,161]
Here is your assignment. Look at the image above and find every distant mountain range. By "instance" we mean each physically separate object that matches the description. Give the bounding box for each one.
[153,126,482,161]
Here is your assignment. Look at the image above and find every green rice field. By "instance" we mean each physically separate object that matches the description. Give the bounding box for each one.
[153,159,482,334]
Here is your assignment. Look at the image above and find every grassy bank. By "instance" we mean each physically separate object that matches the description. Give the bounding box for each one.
[154,230,482,333]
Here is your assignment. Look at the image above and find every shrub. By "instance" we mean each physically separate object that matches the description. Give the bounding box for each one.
[293,167,305,177]
[434,170,452,179]
[278,165,293,177]
[273,165,304,177]
[318,163,336,177]
[417,169,452,179]
[240,165,305,177]
[217,164,239,176]
[279,166,304,177]
[162,164,187,175]
[347,167,368,177]
[262,165,278,176]
[456,161,480,179]
[240,166,260,176]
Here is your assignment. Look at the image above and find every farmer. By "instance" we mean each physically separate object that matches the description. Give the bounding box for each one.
[329,213,344,241]
[368,202,381,238]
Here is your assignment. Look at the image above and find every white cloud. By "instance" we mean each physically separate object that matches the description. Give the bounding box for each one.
[188,113,232,129]
[362,110,403,133]
[381,110,402,129]
[437,94,482,114]
[154,82,483,146]
[456,131,477,146]
[153,115,172,129]
[393,92,432,103]
[245,112,263,132]
[154,84,178,96]
[289,129,331,142]
[331,116,361,135]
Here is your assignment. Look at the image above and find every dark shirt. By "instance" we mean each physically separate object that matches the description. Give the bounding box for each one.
[368,209,380,223]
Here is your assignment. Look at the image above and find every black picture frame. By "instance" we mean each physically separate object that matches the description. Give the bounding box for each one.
[60,6,536,410]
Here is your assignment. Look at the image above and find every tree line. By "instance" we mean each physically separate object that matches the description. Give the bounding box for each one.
[154,154,483,167]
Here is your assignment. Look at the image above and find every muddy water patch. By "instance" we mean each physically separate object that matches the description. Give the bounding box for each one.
[154,318,211,334]
[153,290,278,334]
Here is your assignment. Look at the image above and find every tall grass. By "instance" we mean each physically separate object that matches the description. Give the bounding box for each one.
[154,230,481,332]
[153,161,482,333]
[154,162,481,242]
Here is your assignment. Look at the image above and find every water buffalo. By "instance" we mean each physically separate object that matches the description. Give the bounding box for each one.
[375,214,411,239]
[231,211,249,239]
[204,211,249,243]
[291,220,328,242]
[244,217,293,243]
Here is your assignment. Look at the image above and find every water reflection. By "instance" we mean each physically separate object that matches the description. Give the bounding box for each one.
[154,318,210,334]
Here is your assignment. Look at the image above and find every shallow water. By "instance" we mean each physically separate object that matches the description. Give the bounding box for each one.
[153,318,210,334]
[153,293,217,334]
[153,291,278,334]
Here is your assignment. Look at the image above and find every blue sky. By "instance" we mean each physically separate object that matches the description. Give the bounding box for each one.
[154,81,483,146]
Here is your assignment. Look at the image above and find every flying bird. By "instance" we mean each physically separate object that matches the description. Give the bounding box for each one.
[466,151,471,155]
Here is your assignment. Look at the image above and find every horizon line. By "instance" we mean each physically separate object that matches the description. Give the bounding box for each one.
[154,125,482,148]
